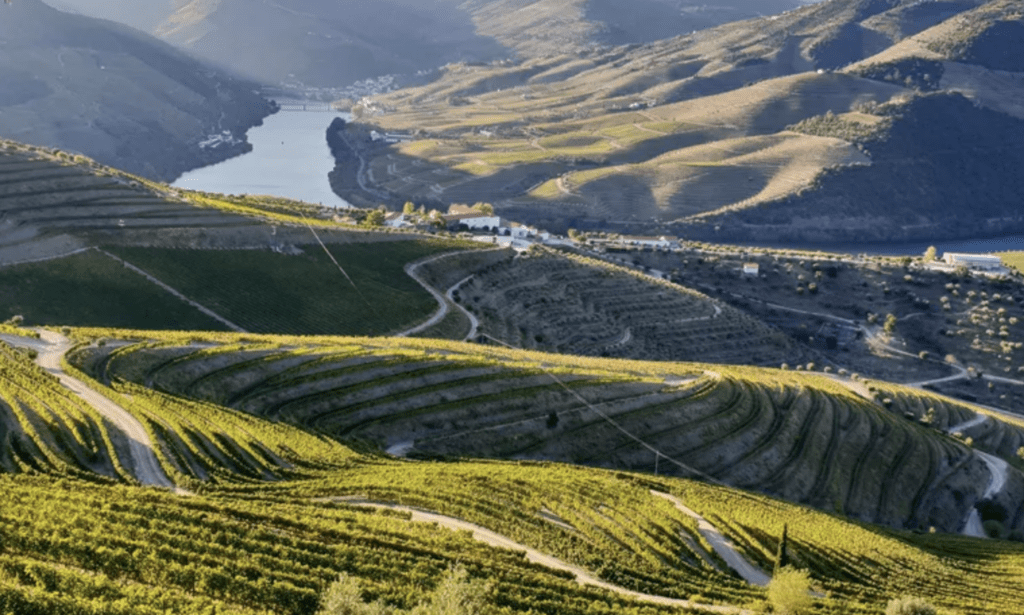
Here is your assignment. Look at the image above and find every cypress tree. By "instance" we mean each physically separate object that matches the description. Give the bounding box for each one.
[775,524,789,573]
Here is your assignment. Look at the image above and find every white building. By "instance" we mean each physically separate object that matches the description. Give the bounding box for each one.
[444,214,506,231]
[943,253,1004,271]
[384,212,412,228]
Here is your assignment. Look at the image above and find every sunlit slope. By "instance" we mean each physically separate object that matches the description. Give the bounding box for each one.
[0,337,353,486]
[5,331,1024,613]
[2,331,1024,613]
[87,330,1024,535]
[363,71,896,227]
[342,0,1024,240]
[847,0,1024,120]
[712,91,1024,243]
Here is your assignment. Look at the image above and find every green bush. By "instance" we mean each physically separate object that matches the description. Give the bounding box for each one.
[767,567,813,615]
[885,596,937,615]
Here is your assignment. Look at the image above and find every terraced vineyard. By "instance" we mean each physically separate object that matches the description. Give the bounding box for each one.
[0,141,251,263]
[83,329,1024,537]
[458,249,799,365]
[2,328,1024,614]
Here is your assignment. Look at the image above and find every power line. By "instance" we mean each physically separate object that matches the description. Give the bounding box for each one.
[477,332,724,486]
[297,210,371,306]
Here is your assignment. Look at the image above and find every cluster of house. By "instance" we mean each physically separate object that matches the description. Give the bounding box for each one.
[383,210,567,249]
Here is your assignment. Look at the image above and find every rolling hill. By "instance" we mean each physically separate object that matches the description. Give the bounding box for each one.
[83,329,1024,538]
[2,325,1024,614]
[0,0,276,182]
[335,0,1024,243]
[0,138,480,336]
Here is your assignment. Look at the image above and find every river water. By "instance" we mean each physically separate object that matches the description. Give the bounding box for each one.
[173,107,352,208]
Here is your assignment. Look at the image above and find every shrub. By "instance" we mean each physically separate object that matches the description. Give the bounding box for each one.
[767,567,813,615]
[885,596,937,615]
[318,574,393,615]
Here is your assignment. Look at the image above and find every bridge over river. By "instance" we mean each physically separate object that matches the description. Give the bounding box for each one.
[277,102,339,112]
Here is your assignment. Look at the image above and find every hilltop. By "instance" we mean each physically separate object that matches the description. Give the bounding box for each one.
[0,0,277,182]
[332,0,1024,244]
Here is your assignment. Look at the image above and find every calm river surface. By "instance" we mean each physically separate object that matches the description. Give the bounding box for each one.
[173,107,351,207]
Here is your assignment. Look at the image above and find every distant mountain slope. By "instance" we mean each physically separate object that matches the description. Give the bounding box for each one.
[336,0,1024,243]
[0,0,275,182]
[44,0,810,87]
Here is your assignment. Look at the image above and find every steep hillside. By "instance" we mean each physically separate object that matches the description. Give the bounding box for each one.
[87,330,1024,537]
[2,329,1024,613]
[0,0,275,182]
[0,139,480,336]
[44,0,809,87]
[450,248,802,365]
[699,91,1024,243]
[336,0,1024,243]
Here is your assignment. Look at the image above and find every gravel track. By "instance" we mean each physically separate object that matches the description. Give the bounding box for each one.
[2,330,173,488]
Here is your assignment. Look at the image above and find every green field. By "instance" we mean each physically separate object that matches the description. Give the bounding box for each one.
[105,240,470,336]
[999,251,1024,273]
[0,250,226,331]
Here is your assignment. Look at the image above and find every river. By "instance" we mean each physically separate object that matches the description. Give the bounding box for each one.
[173,106,352,208]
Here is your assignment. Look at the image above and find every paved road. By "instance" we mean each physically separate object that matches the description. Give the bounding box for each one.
[2,331,173,488]
[335,498,750,613]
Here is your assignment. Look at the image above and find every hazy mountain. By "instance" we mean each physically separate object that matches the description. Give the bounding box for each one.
[0,0,276,182]
[42,0,812,87]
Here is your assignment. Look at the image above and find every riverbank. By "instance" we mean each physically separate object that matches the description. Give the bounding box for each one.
[173,106,352,208]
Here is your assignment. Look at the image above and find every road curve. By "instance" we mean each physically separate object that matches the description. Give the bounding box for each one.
[396,249,501,338]
[395,252,460,337]
[445,275,478,341]
[334,498,750,614]
[2,331,173,488]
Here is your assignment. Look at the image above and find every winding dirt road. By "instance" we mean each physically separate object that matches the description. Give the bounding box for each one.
[445,275,479,341]
[2,331,173,488]
[395,252,462,337]
[960,450,1009,538]
[396,249,500,339]
[651,491,771,587]
[335,498,750,613]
